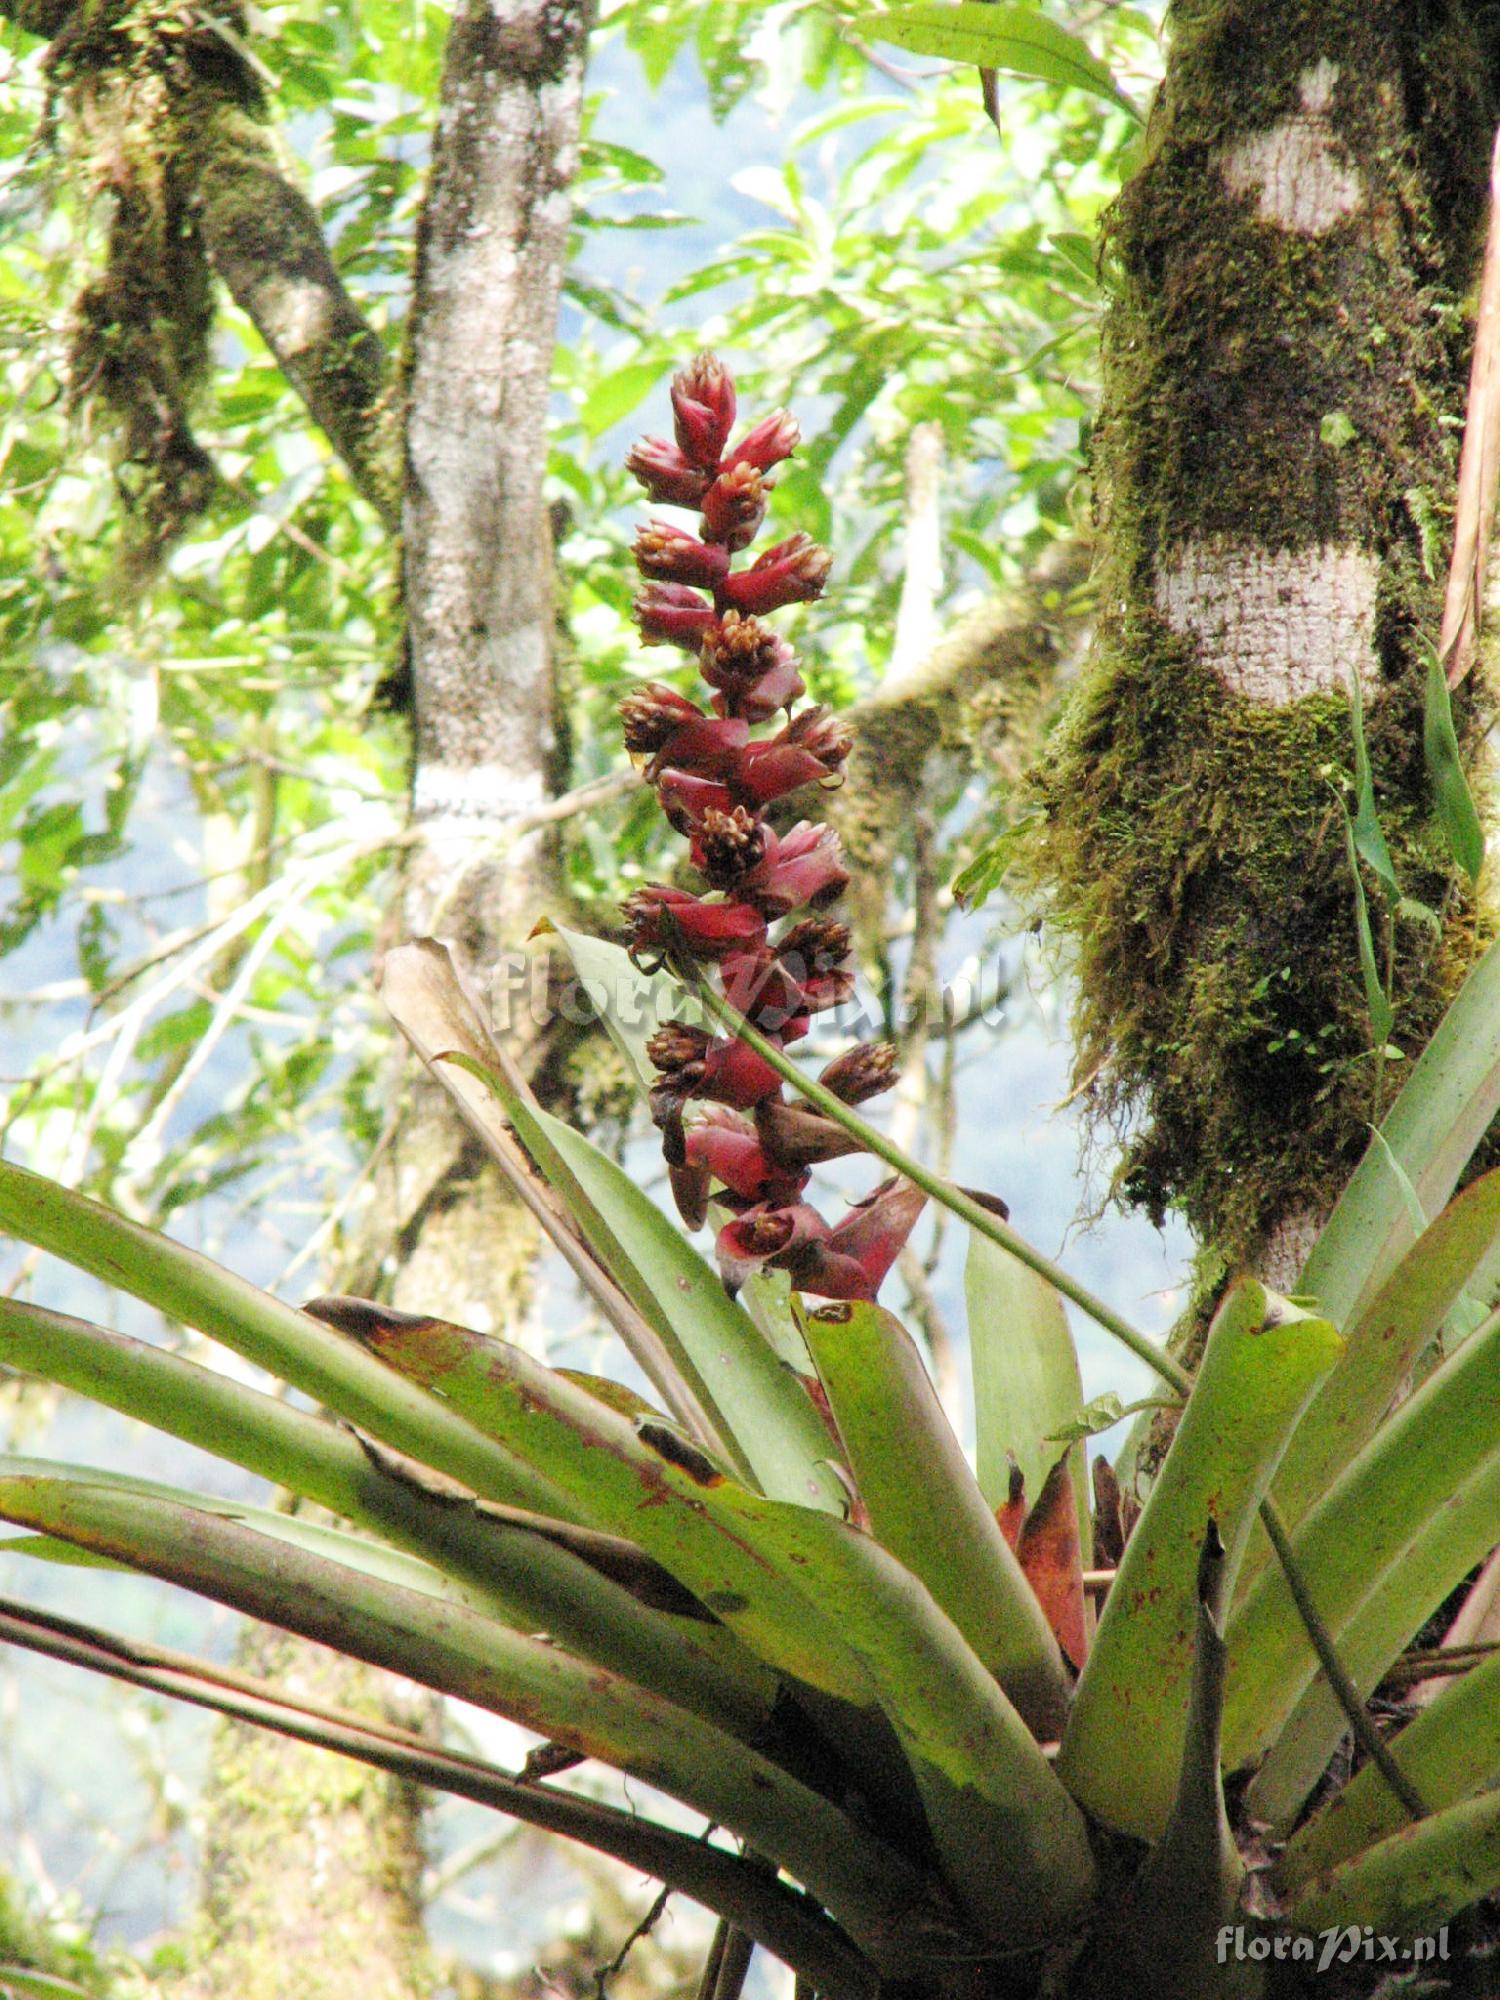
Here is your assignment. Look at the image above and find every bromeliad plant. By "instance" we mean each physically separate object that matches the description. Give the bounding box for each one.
[0,360,1498,1999]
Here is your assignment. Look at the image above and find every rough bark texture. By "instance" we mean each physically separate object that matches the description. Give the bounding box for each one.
[185,1634,431,2000]
[348,0,592,1330]
[189,5,592,1993]
[1024,0,1498,1275]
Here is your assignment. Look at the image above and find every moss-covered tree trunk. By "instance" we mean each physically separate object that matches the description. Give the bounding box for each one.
[1031,0,1496,1295]
[186,5,591,1996]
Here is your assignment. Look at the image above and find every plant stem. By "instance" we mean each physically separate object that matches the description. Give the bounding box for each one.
[679,962,1191,1394]
[1256,1498,1427,1820]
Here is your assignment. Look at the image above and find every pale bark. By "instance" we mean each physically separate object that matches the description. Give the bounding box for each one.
[189,4,592,1993]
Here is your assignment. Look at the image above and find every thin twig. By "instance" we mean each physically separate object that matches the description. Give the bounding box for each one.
[1439,121,1500,689]
[592,1880,674,2000]
[1256,1498,1427,1820]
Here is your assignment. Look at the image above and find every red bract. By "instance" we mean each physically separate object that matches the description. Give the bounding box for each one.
[643,716,750,785]
[701,614,805,722]
[738,822,849,917]
[721,534,832,616]
[715,1203,830,1296]
[655,769,737,834]
[719,1177,926,1301]
[671,354,737,468]
[618,683,705,757]
[698,1035,787,1107]
[624,887,766,964]
[627,437,712,508]
[634,522,731,590]
[721,946,852,1029]
[727,408,800,473]
[733,711,850,803]
[685,1110,809,1206]
[636,584,716,649]
[700,463,769,552]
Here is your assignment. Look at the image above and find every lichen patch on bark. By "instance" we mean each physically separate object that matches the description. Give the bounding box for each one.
[1154,539,1378,703]
[1219,59,1364,234]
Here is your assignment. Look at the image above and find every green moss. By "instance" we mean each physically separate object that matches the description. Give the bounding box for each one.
[1021,0,1496,1266]
[41,0,267,561]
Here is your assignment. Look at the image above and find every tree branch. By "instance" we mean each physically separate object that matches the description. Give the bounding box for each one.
[193,103,402,527]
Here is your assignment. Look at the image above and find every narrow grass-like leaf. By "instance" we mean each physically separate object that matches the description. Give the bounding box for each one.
[0,1160,567,1516]
[1343,807,1394,1045]
[1348,670,1401,901]
[966,1233,1089,1559]
[798,1300,1069,1735]
[1296,938,1500,1328]
[346,1306,1097,1941]
[1279,1629,1500,1893]
[1422,644,1486,882]
[1059,1282,1342,1840]
[0,1474,924,1956]
[0,1295,777,1739]
[1287,1785,1500,1940]
[1222,1304,1500,1771]
[854,4,1140,119]
[1245,1441,1500,1832]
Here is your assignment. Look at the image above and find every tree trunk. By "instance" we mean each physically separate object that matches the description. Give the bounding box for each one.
[188,5,591,1993]
[1027,0,1497,1292]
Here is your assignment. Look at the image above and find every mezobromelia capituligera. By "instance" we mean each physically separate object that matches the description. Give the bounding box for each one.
[620,353,926,1303]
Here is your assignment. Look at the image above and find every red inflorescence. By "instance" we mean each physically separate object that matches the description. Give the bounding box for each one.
[620,354,920,1302]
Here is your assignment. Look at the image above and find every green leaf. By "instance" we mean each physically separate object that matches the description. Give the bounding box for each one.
[0,1294,775,1740]
[1278,1593,1500,1893]
[580,358,669,439]
[1059,1281,1342,1840]
[1343,807,1394,1045]
[1297,938,1500,1330]
[1263,1165,1500,1543]
[0,1533,129,1569]
[1285,1783,1500,1941]
[0,1969,93,2000]
[1221,1303,1500,1773]
[1244,1410,1500,1833]
[0,1160,566,1517]
[0,1474,912,1956]
[966,1231,1089,1562]
[1046,1392,1176,1444]
[1348,671,1400,903]
[854,4,1141,120]
[799,1300,1069,1736]
[1074,1527,1251,2000]
[341,1306,1097,1941]
[542,921,708,1100]
[1422,644,1485,882]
